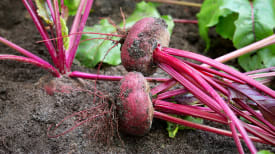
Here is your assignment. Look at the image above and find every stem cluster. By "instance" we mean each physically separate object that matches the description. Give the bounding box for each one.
[0,0,94,77]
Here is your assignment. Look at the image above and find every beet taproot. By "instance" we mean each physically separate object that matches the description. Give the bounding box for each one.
[121,17,170,76]
[116,72,154,136]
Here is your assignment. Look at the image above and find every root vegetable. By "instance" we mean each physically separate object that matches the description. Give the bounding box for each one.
[116,72,154,136]
[121,17,170,76]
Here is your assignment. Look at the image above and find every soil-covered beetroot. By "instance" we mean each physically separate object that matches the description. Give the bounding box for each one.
[116,72,154,136]
[121,17,170,76]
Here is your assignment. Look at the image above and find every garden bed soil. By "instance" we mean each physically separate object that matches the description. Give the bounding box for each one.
[0,0,274,153]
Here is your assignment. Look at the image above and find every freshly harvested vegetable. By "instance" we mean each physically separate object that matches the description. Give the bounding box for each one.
[121,17,170,76]
[1,1,275,153]
[116,72,154,136]
[117,16,275,153]
[111,71,274,150]
[68,7,275,154]
[75,1,175,68]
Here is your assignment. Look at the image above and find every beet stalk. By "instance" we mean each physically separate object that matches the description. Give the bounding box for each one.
[119,17,275,153]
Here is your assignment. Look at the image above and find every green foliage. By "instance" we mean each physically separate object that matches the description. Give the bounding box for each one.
[197,0,275,71]
[160,15,174,35]
[166,116,203,138]
[63,0,80,16]
[257,150,274,154]
[76,1,174,68]
[121,1,160,28]
[60,17,69,50]
[35,0,53,25]
[120,1,174,34]
[35,0,69,50]
[76,19,121,67]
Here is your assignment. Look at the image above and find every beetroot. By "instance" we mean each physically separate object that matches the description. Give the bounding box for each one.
[121,17,170,76]
[116,72,154,136]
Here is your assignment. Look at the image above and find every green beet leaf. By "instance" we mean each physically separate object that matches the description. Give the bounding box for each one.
[197,0,275,71]
[120,1,174,33]
[257,150,274,154]
[120,1,160,28]
[35,0,53,25]
[166,115,203,138]
[160,15,175,35]
[215,12,237,40]
[60,17,69,50]
[76,1,174,68]
[35,0,70,50]
[63,0,80,16]
[76,19,121,67]
[166,120,179,138]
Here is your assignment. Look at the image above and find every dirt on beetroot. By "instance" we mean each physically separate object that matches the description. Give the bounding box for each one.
[0,0,274,153]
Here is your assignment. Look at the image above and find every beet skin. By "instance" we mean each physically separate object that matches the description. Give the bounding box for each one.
[121,17,170,76]
[116,72,154,136]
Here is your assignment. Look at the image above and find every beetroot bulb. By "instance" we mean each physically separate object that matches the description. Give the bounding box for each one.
[121,17,170,76]
[116,72,154,136]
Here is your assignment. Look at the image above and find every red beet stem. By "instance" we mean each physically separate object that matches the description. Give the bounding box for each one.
[199,71,229,96]
[0,54,60,77]
[144,0,202,7]
[212,34,275,64]
[150,79,177,95]
[243,124,275,146]
[69,71,168,82]
[217,79,275,132]
[53,0,65,73]
[163,47,275,98]
[248,72,275,79]
[244,67,275,75]
[154,111,267,144]
[154,48,256,152]
[22,0,59,68]
[68,0,86,53]
[173,19,198,24]
[46,0,56,23]
[151,52,246,96]
[154,100,227,124]
[0,37,54,69]
[69,71,123,81]
[183,60,245,84]
[154,48,230,104]
[67,0,94,71]
[230,121,244,154]
[234,99,275,133]
[156,88,187,100]
[37,33,124,44]
[72,31,125,38]
[231,105,275,136]
[247,124,275,138]
[158,63,223,114]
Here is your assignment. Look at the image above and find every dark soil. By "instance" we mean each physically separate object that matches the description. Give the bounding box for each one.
[0,0,274,153]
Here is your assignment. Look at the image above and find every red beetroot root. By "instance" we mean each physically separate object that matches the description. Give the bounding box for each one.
[116,72,154,136]
[121,17,170,76]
